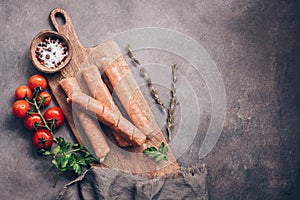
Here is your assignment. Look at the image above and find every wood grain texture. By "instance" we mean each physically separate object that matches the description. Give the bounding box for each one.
[43,8,179,176]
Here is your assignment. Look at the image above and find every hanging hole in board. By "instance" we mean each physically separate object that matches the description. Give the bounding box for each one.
[55,12,66,25]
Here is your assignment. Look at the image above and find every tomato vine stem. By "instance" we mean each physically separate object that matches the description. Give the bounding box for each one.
[32,97,55,136]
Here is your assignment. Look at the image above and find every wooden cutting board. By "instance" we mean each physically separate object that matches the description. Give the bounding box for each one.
[37,8,179,176]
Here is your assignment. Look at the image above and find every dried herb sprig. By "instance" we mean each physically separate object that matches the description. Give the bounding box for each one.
[166,64,178,141]
[127,45,141,65]
[127,44,166,112]
[143,142,168,162]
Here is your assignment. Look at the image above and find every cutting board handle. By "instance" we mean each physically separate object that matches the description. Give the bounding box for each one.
[50,8,84,49]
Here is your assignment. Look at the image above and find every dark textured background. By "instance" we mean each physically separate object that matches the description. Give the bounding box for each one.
[1,0,299,199]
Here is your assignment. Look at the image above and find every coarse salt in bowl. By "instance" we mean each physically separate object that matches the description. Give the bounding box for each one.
[30,30,72,74]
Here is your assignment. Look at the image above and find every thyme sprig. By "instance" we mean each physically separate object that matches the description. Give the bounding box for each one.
[127,44,166,112]
[166,64,178,141]
[127,45,180,142]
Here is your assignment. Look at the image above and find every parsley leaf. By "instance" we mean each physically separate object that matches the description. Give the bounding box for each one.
[143,142,168,162]
[40,137,100,187]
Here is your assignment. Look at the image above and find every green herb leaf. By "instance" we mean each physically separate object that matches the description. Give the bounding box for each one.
[69,154,76,165]
[53,146,61,156]
[143,142,168,162]
[77,157,86,165]
[52,158,59,168]
[73,163,82,175]
[85,155,100,164]
[60,155,68,168]
[57,137,65,145]
[155,154,167,162]
[159,142,168,154]
[72,143,79,149]
[40,150,52,156]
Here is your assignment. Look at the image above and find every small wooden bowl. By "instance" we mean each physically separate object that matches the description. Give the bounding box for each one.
[30,30,72,74]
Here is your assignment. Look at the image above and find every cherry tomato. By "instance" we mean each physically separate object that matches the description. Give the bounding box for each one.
[15,85,33,100]
[28,74,47,91]
[37,91,52,107]
[32,129,53,150]
[24,114,43,131]
[44,107,64,128]
[12,100,30,118]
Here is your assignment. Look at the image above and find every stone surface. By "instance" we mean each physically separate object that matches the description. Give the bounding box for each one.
[0,0,299,199]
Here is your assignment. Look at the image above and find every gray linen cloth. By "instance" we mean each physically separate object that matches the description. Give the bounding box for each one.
[57,164,208,200]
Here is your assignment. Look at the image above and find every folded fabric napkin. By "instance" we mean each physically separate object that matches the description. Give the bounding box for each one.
[57,163,208,200]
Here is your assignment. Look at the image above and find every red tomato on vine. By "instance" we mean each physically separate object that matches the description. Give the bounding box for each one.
[12,100,30,118]
[28,74,47,91]
[32,129,53,150]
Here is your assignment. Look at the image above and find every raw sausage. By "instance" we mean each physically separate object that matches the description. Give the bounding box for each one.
[61,78,146,147]
[99,41,161,137]
[81,65,130,147]
[60,77,110,161]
